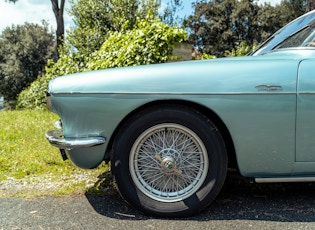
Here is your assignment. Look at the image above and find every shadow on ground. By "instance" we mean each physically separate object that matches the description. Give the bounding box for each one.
[85,172,315,221]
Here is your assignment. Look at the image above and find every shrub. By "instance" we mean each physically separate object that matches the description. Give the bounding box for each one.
[200,53,216,60]
[87,17,187,69]
[225,41,258,57]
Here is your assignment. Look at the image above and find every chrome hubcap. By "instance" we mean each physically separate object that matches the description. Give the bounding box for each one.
[155,154,182,175]
[162,156,174,170]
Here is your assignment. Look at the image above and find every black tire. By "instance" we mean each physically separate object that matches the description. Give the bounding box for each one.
[111,104,227,217]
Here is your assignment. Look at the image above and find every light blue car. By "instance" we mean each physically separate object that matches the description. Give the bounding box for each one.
[46,10,315,217]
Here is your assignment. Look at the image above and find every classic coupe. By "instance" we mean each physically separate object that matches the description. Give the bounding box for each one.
[46,10,315,217]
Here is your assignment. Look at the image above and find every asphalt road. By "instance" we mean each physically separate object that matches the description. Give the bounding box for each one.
[1,178,315,229]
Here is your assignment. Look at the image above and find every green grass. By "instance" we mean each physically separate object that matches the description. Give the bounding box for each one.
[0,110,112,197]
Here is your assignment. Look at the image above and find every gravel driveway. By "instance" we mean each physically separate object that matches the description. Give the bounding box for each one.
[1,178,315,229]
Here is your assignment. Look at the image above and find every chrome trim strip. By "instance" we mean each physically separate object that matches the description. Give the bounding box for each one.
[298,92,315,94]
[46,130,105,149]
[255,177,315,183]
[50,91,296,96]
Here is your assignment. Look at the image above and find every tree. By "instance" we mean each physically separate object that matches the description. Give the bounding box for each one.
[230,0,259,45]
[67,0,141,56]
[184,0,260,57]
[4,0,65,59]
[185,0,307,57]
[278,0,305,23]
[160,0,184,26]
[256,3,284,41]
[0,22,55,108]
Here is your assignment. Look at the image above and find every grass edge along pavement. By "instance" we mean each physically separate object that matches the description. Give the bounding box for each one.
[0,109,113,198]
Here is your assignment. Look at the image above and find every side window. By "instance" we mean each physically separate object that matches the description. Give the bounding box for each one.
[275,26,315,49]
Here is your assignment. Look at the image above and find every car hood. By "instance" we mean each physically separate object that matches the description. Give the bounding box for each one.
[48,53,306,95]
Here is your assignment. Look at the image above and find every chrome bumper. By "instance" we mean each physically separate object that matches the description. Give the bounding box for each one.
[46,130,106,149]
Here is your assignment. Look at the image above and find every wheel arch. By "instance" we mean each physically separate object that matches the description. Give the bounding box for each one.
[105,99,238,171]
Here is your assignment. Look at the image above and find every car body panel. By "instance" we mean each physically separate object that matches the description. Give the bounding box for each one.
[49,54,305,175]
[50,56,299,95]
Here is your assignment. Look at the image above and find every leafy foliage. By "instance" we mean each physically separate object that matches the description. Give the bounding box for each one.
[0,22,55,108]
[225,41,258,57]
[185,0,306,57]
[160,0,184,26]
[16,16,187,109]
[67,0,138,55]
[66,0,182,56]
[200,53,216,60]
[185,0,260,57]
[200,41,257,59]
[87,17,187,70]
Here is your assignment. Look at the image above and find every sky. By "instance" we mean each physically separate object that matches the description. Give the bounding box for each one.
[0,0,282,33]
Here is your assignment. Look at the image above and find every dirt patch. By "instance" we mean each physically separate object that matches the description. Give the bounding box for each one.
[0,172,101,197]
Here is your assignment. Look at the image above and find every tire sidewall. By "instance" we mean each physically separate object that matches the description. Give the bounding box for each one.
[112,105,227,217]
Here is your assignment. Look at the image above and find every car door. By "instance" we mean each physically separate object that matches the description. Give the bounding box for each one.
[295,58,315,174]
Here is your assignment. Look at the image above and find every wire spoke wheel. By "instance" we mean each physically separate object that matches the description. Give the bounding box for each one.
[130,123,209,202]
[112,105,227,217]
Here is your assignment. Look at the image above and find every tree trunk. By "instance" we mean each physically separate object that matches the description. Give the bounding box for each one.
[51,0,65,60]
